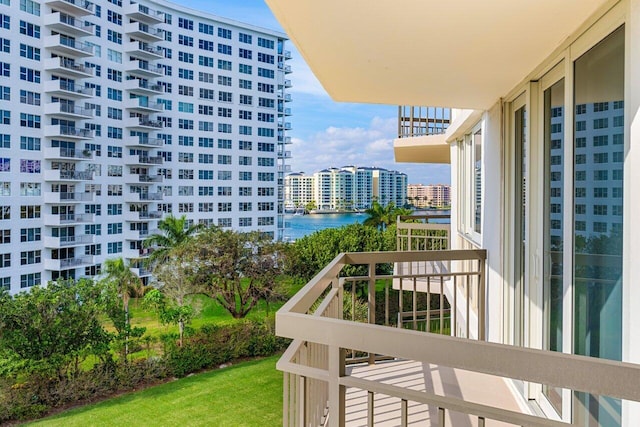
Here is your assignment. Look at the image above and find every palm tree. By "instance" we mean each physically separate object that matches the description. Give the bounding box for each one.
[143,214,203,265]
[364,201,411,231]
[101,257,145,357]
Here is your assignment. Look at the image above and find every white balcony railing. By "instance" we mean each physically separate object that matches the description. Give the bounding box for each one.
[276,249,640,426]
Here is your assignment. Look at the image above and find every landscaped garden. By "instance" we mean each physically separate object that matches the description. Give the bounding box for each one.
[28,356,282,427]
[0,209,413,424]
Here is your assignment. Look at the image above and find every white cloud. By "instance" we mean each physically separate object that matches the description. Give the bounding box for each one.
[288,117,451,184]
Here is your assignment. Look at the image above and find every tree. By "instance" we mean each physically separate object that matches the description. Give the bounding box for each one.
[0,279,111,377]
[146,244,202,346]
[176,228,286,319]
[304,200,317,213]
[364,201,412,231]
[100,257,146,359]
[143,214,203,265]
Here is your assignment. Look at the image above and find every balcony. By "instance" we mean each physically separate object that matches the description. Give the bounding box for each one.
[43,213,93,226]
[44,169,93,182]
[126,136,164,147]
[279,93,293,102]
[44,12,93,36]
[278,106,292,116]
[283,50,292,60]
[44,233,94,248]
[44,191,93,204]
[125,41,163,60]
[278,165,292,173]
[123,171,162,184]
[397,106,451,139]
[124,192,163,203]
[44,125,93,140]
[45,255,93,271]
[278,149,292,159]
[44,57,93,78]
[124,2,164,24]
[278,121,292,130]
[124,78,163,95]
[283,79,292,88]
[45,0,94,16]
[278,63,292,74]
[125,228,158,241]
[124,153,163,166]
[129,266,152,277]
[124,22,163,42]
[125,116,163,130]
[124,210,162,222]
[44,102,93,119]
[44,80,94,98]
[45,34,94,58]
[125,97,163,113]
[126,60,163,78]
[44,146,93,161]
[277,246,640,426]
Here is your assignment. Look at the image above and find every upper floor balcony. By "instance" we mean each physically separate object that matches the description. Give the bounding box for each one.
[44,255,93,271]
[44,79,94,99]
[44,169,93,182]
[126,135,164,148]
[45,0,94,17]
[397,106,451,139]
[125,97,164,113]
[126,60,163,78]
[123,210,162,222]
[125,116,163,130]
[45,34,94,58]
[43,212,93,226]
[124,191,163,203]
[276,228,640,426]
[125,41,163,60]
[44,12,94,37]
[44,124,93,140]
[124,2,164,25]
[124,78,163,96]
[124,21,163,42]
[44,102,93,120]
[43,146,93,161]
[44,233,94,248]
[124,153,163,166]
[43,191,93,204]
[44,57,93,79]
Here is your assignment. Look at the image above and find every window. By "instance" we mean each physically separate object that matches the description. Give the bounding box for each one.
[218,170,231,180]
[20,44,40,60]
[178,51,193,63]
[107,223,122,234]
[239,218,252,227]
[239,79,252,90]
[20,250,40,265]
[20,0,40,16]
[239,140,252,150]
[20,273,40,288]
[457,124,482,238]
[218,123,232,133]
[239,64,252,74]
[218,60,232,71]
[19,67,39,83]
[239,187,252,196]
[178,34,193,46]
[20,113,40,128]
[107,10,122,25]
[107,242,122,254]
[20,227,40,242]
[258,37,274,49]
[218,139,232,149]
[258,68,274,79]
[240,94,253,105]
[257,52,274,64]
[178,17,193,30]
[199,23,214,35]
[19,20,40,38]
[199,186,214,196]
[199,137,214,148]
[218,27,231,39]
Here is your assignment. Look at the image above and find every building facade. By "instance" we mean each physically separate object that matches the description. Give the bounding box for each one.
[284,166,406,211]
[0,0,291,294]
[407,183,451,208]
[268,0,640,425]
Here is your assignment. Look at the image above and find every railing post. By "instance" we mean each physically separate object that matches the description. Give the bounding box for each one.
[368,262,376,364]
[478,257,486,341]
[327,346,345,427]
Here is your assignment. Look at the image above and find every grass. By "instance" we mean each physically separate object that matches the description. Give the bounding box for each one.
[28,356,283,427]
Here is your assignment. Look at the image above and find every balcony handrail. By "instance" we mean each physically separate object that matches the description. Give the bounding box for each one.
[56,80,94,96]
[61,0,94,12]
[277,249,640,426]
[56,13,93,30]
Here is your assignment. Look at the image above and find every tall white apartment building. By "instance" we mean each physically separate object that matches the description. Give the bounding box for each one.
[284,166,406,211]
[0,0,291,294]
[283,171,313,209]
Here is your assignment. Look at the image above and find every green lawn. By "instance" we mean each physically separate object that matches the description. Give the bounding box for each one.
[28,356,283,427]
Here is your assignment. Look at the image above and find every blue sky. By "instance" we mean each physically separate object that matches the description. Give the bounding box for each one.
[171,0,451,184]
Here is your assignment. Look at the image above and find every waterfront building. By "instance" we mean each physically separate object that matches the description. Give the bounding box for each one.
[268,0,640,425]
[284,166,406,211]
[0,0,291,294]
[407,183,451,208]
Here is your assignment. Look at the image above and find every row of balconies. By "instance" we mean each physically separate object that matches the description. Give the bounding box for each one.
[44,12,94,37]
[44,169,93,182]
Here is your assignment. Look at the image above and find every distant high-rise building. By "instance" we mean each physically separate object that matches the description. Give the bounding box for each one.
[285,166,406,211]
[407,183,451,208]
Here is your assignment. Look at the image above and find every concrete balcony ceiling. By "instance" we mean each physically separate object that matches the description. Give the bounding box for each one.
[266,0,609,109]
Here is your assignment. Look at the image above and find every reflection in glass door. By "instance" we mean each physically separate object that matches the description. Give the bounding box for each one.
[572,25,624,427]
[543,78,565,417]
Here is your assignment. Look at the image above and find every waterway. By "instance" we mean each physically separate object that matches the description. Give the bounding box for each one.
[284,210,450,241]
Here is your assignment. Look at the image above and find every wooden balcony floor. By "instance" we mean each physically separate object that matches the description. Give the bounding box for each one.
[345,359,527,426]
